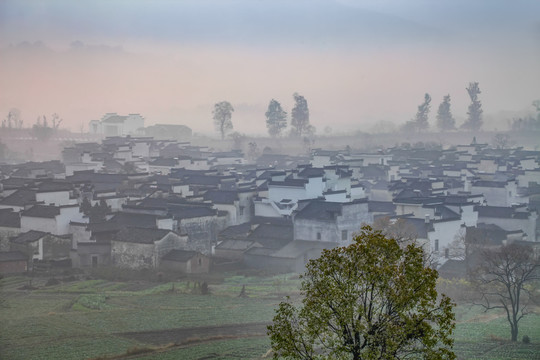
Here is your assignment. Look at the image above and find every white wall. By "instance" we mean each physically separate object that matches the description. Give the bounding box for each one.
[36,191,71,206]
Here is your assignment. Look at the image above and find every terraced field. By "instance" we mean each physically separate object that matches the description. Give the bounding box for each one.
[1,274,539,359]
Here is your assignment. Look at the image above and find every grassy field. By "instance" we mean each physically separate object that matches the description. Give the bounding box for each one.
[1,274,539,360]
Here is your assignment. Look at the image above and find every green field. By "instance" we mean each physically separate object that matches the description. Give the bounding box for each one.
[1,274,539,360]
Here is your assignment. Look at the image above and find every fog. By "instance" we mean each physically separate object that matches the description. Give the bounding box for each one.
[1,0,539,135]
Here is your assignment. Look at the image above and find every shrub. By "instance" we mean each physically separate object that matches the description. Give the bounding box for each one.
[523,335,531,344]
[45,278,61,286]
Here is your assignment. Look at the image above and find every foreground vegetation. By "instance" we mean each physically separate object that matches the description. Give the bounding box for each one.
[1,273,539,360]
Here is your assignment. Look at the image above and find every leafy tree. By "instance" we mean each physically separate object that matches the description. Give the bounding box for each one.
[266,99,287,137]
[472,243,540,342]
[268,226,456,360]
[436,95,456,131]
[291,93,310,137]
[229,131,246,150]
[462,82,483,131]
[213,101,234,140]
[414,93,432,131]
[121,162,137,174]
[80,197,110,223]
[247,141,260,161]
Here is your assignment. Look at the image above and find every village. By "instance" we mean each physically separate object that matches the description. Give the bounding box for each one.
[0,113,539,280]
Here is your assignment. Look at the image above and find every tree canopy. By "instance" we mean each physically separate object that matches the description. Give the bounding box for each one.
[268,226,456,360]
[213,101,234,140]
[461,82,483,131]
[415,93,431,131]
[266,99,287,137]
[290,93,311,137]
[436,95,456,131]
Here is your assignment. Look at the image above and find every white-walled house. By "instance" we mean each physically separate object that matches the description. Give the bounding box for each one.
[470,180,519,206]
[89,113,145,137]
[293,199,372,244]
[21,205,85,235]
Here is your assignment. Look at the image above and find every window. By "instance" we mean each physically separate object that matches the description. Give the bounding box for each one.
[434,239,439,252]
[198,258,202,266]
[342,230,348,241]
[239,206,244,216]
[317,232,321,240]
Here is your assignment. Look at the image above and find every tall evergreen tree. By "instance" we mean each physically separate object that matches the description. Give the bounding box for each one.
[265,99,287,137]
[414,93,431,131]
[462,82,483,131]
[290,93,310,137]
[436,95,456,131]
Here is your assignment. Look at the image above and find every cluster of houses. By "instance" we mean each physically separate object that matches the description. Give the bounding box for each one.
[0,135,539,277]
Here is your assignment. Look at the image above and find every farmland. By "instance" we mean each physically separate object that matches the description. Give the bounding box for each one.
[1,274,539,360]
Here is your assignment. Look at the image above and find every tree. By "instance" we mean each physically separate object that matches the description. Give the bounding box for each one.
[372,217,418,246]
[247,141,260,161]
[80,197,110,223]
[472,243,540,342]
[268,226,456,360]
[492,133,512,149]
[291,93,310,137]
[461,82,483,131]
[213,101,234,140]
[436,95,456,131]
[266,99,287,137]
[2,108,22,129]
[414,93,432,131]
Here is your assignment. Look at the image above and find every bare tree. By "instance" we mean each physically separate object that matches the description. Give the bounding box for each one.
[372,216,418,246]
[492,133,512,149]
[472,243,540,341]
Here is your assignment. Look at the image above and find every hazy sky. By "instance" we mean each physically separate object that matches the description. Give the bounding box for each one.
[1,0,539,135]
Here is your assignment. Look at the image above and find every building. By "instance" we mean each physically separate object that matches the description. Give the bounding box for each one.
[89,113,145,137]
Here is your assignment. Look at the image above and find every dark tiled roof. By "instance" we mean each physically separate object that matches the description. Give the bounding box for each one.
[268,179,307,188]
[67,171,127,184]
[10,230,48,244]
[0,177,36,189]
[0,209,21,228]
[0,189,36,207]
[108,212,161,229]
[215,239,255,251]
[294,201,342,221]
[170,205,217,219]
[438,259,467,279]
[476,206,529,219]
[247,223,293,249]
[161,249,199,262]
[0,251,28,262]
[149,158,179,167]
[298,167,324,178]
[368,201,396,214]
[112,227,172,244]
[36,181,73,192]
[22,205,61,218]
[472,180,507,188]
[203,190,238,205]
